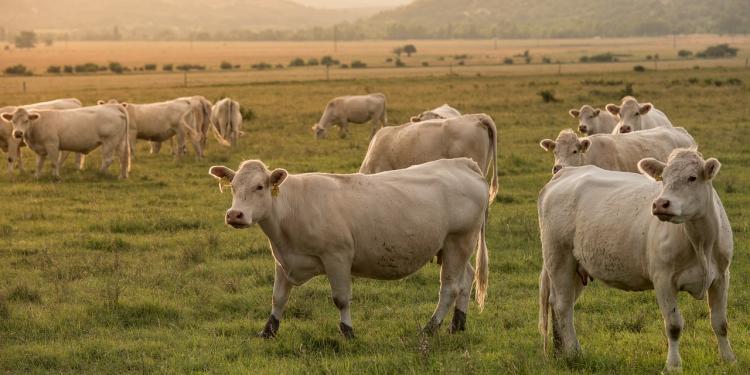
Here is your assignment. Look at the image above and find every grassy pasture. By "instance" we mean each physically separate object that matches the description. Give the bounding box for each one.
[0,58,749,373]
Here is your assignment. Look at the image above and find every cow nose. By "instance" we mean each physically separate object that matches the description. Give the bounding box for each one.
[619,126,631,134]
[13,130,23,138]
[552,165,563,174]
[226,210,243,221]
[578,125,587,133]
[652,198,670,211]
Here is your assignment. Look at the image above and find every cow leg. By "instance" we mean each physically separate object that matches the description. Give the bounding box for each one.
[15,147,24,173]
[654,279,684,372]
[76,154,85,171]
[34,153,47,178]
[708,272,735,363]
[546,255,582,357]
[259,263,293,339]
[46,146,61,179]
[99,141,116,174]
[323,260,354,339]
[150,141,161,154]
[424,238,470,335]
[188,133,203,160]
[117,136,130,179]
[173,131,186,161]
[450,262,474,333]
[339,120,350,139]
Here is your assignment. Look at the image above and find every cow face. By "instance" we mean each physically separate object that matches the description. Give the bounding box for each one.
[569,105,600,135]
[1,108,40,139]
[209,161,288,228]
[412,111,440,122]
[540,130,591,174]
[607,99,652,134]
[638,149,720,224]
[312,123,327,139]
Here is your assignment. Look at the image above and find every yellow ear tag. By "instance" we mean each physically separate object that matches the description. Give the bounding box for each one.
[655,175,662,182]
[271,185,279,197]
[219,177,232,193]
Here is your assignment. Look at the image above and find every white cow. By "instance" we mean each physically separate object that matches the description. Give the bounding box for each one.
[1,105,130,178]
[1,98,82,175]
[360,114,498,204]
[312,93,387,139]
[568,105,617,135]
[209,158,489,338]
[538,148,735,371]
[176,96,213,151]
[97,99,199,160]
[606,96,673,134]
[540,127,695,174]
[410,104,461,122]
[210,98,241,146]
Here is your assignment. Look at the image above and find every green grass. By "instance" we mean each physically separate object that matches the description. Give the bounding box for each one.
[1,67,749,373]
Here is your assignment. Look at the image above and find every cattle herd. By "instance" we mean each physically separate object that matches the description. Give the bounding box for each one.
[0,92,735,370]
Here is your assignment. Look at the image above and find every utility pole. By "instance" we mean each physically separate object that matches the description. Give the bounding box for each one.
[333,26,338,53]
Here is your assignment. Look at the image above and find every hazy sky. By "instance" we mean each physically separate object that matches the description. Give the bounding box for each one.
[295,0,412,8]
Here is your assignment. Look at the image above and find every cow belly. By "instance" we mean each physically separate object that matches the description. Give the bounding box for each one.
[350,234,444,280]
[139,129,175,142]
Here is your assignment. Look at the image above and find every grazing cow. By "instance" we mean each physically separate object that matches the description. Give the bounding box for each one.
[176,96,213,151]
[410,104,461,122]
[209,158,489,338]
[539,127,695,174]
[97,99,199,160]
[568,105,617,135]
[360,114,499,204]
[210,98,241,146]
[1,105,130,178]
[538,148,735,371]
[312,93,387,139]
[606,96,673,133]
[1,98,83,175]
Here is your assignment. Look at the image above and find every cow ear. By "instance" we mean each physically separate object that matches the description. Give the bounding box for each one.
[209,166,235,181]
[638,158,666,181]
[410,116,420,122]
[97,100,105,105]
[703,158,721,181]
[28,113,40,121]
[605,104,620,115]
[539,139,556,152]
[568,109,580,118]
[592,109,600,117]
[0,113,12,122]
[579,139,591,153]
[269,168,288,187]
[121,102,129,108]
[639,103,652,115]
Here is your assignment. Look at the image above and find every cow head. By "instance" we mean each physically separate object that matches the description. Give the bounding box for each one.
[638,148,720,224]
[606,97,652,134]
[540,129,591,174]
[569,105,601,135]
[209,160,288,229]
[312,123,327,139]
[411,111,441,122]
[1,108,40,140]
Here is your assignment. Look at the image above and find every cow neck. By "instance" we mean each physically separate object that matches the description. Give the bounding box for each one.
[257,176,299,244]
[681,187,719,299]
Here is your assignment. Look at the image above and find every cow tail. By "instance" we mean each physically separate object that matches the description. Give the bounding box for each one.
[539,267,551,355]
[119,105,131,175]
[474,200,489,311]
[478,114,499,204]
[210,119,231,147]
[179,107,201,143]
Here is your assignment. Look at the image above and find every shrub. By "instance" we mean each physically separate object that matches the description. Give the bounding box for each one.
[307,58,319,66]
[47,65,61,74]
[220,61,233,70]
[109,62,124,74]
[288,57,305,67]
[385,57,393,63]
[340,64,349,69]
[240,107,255,121]
[144,64,157,71]
[395,59,406,67]
[176,64,205,71]
[63,65,73,73]
[633,65,646,72]
[251,62,272,70]
[590,53,616,62]
[351,60,367,69]
[321,56,340,66]
[422,61,429,67]
[538,90,558,103]
[621,83,635,97]
[74,63,99,73]
[580,56,590,62]
[503,57,513,64]
[541,57,552,64]
[726,78,743,85]
[4,64,30,75]
[275,64,284,69]
[696,44,738,58]
[163,64,173,71]
[678,50,693,58]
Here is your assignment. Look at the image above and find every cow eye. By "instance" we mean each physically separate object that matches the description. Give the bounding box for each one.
[256,185,263,191]
[572,150,578,154]
[634,113,639,116]
[688,176,697,182]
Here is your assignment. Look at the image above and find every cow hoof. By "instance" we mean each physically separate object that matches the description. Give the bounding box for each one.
[339,323,355,339]
[449,308,466,333]
[663,365,682,374]
[257,315,280,339]
[421,317,441,336]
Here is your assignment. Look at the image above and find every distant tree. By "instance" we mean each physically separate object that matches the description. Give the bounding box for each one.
[696,44,738,58]
[220,61,233,70]
[321,56,339,66]
[14,31,36,49]
[144,64,157,71]
[5,64,30,75]
[351,60,367,68]
[289,57,305,67]
[393,47,403,57]
[633,65,646,72]
[503,57,513,64]
[47,65,61,74]
[677,50,693,58]
[63,65,73,73]
[307,58,319,66]
[162,64,173,71]
[403,44,417,57]
[109,62,124,74]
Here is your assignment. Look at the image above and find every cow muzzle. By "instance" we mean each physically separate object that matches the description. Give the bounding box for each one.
[652,198,676,222]
[12,130,23,139]
[578,125,588,133]
[619,126,632,134]
[552,165,563,174]
[226,209,251,229]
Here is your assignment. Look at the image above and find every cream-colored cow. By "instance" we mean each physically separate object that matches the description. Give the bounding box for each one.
[538,149,735,371]
[209,158,489,338]
[176,96,213,151]
[312,93,387,139]
[540,127,695,174]
[360,114,498,204]
[210,98,241,146]
[410,104,461,122]
[568,105,617,135]
[606,96,673,133]
[1,98,83,175]
[1,105,130,178]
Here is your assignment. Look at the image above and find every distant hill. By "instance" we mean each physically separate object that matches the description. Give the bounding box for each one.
[360,0,750,38]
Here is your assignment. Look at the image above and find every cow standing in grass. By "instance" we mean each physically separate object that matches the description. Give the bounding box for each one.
[209,158,489,338]
[312,93,387,139]
[538,149,735,371]
[606,96,673,134]
[568,105,617,135]
[410,104,461,122]
[210,98,241,147]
